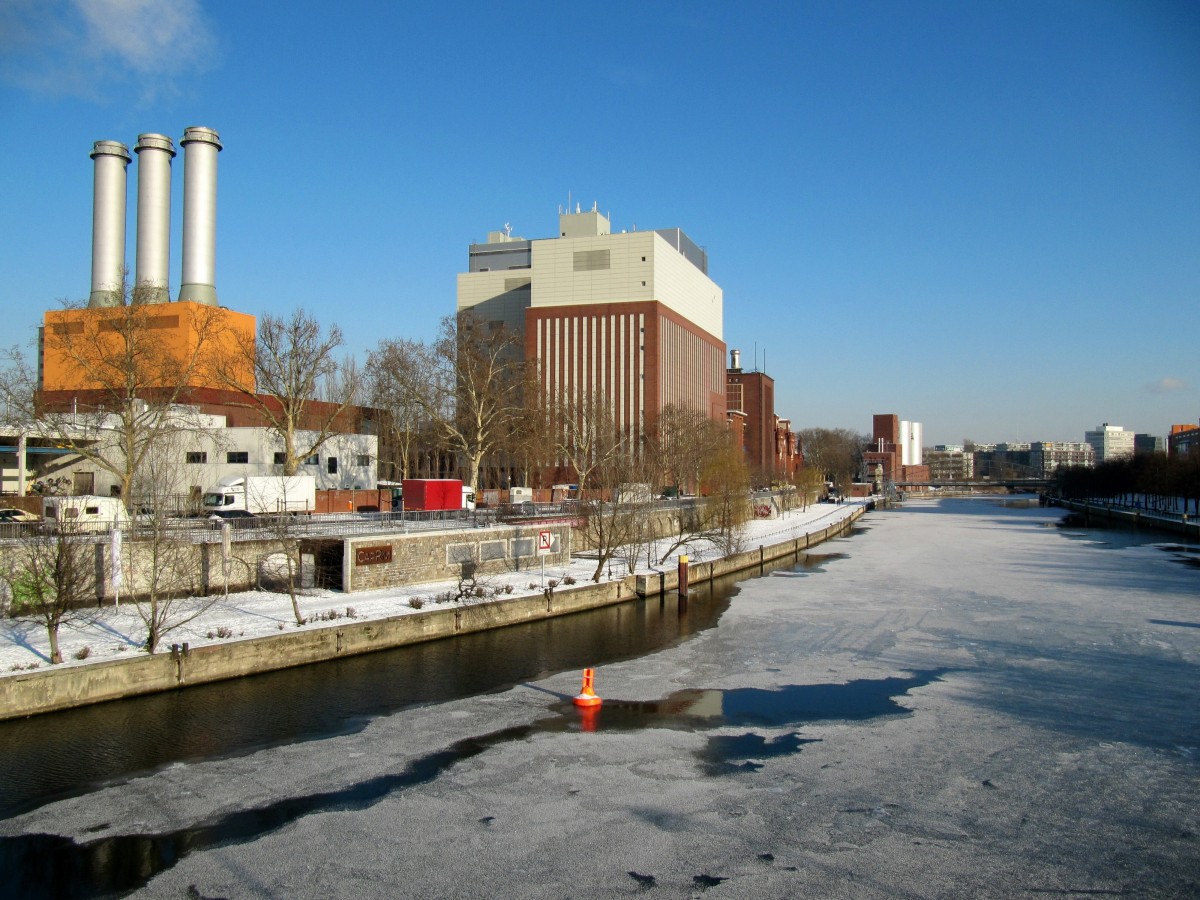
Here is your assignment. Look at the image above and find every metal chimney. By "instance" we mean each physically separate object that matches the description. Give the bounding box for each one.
[88,140,131,308]
[133,133,175,304]
[178,126,222,305]
[730,349,742,371]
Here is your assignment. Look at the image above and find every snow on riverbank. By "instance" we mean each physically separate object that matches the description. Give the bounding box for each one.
[1,502,863,673]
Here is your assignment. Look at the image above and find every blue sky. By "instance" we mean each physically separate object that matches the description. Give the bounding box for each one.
[1,0,1196,445]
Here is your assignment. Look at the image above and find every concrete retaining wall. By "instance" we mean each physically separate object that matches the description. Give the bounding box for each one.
[634,507,863,596]
[343,524,572,592]
[0,577,639,720]
[0,507,863,721]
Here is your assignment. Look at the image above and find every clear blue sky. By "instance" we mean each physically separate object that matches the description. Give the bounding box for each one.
[1,0,1197,446]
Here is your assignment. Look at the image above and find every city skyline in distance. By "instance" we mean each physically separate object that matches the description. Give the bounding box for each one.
[0,1,1196,446]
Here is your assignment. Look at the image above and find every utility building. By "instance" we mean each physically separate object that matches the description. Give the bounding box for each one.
[457,207,726,439]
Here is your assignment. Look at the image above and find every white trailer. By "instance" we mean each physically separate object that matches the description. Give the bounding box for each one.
[42,495,130,531]
[202,475,316,514]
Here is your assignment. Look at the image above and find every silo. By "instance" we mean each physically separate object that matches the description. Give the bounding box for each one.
[133,133,175,304]
[909,422,924,466]
[178,126,222,305]
[88,140,131,308]
[900,421,913,466]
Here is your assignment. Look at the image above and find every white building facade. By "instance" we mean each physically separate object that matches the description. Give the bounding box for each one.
[1084,424,1134,463]
[457,208,727,437]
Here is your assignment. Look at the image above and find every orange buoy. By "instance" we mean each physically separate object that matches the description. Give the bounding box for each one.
[573,668,602,707]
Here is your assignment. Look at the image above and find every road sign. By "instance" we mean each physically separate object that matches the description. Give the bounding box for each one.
[537,529,553,555]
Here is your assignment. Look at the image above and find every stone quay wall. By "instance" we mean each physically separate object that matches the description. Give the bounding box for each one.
[0,506,864,721]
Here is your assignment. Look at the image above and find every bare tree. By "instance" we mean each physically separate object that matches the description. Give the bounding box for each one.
[0,344,38,428]
[799,428,867,493]
[219,307,359,476]
[505,392,556,490]
[549,394,651,581]
[0,516,95,664]
[364,337,434,482]
[794,466,825,510]
[423,313,530,491]
[551,392,629,495]
[701,442,751,554]
[129,433,213,653]
[649,403,726,497]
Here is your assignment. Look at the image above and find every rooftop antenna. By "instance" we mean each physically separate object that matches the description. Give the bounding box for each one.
[503,222,512,237]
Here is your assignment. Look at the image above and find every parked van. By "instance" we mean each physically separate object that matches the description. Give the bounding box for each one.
[42,495,130,532]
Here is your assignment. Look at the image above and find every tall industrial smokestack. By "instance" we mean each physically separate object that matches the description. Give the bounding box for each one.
[178,126,222,306]
[133,133,175,304]
[88,140,131,308]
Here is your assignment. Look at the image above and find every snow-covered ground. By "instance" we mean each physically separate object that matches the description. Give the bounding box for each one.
[1,501,863,673]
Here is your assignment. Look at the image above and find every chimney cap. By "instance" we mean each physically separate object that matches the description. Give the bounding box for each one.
[180,126,222,151]
[90,140,130,163]
[135,133,176,156]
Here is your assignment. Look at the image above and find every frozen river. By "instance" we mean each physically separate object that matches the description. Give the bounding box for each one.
[3,497,1198,898]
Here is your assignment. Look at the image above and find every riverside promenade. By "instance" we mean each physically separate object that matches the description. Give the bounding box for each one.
[0,502,864,720]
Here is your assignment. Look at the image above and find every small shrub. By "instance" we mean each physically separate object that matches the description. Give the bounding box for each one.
[74,646,91,661]
[277,623,284,631]
[345,607,357,619]
[562,576,576,586]
[527,583,537,591]
[206,631,215,639]
[472,586,486,598]
[408,597,425,609]
[503,584,513,594]
[216,626,233,639]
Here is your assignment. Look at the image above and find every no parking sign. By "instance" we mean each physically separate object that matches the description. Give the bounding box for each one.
[537,530,552,555]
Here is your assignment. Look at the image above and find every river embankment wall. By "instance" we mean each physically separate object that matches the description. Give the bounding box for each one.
[0,505,865,721]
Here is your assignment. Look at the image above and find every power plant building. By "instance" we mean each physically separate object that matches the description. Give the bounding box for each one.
[457,208,727,439]
[17,128,379,501]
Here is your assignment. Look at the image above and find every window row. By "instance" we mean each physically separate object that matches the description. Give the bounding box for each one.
[185,452,372,471]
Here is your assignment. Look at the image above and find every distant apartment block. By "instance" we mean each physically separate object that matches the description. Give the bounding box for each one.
[925,448,974,482]
[1030,441,1094,475]
[1084,424,1134,463]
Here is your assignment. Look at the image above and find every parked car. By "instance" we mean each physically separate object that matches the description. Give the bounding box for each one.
[0,508,39,523]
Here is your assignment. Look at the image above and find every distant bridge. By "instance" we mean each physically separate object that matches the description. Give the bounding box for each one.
[894,479,1053,491]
